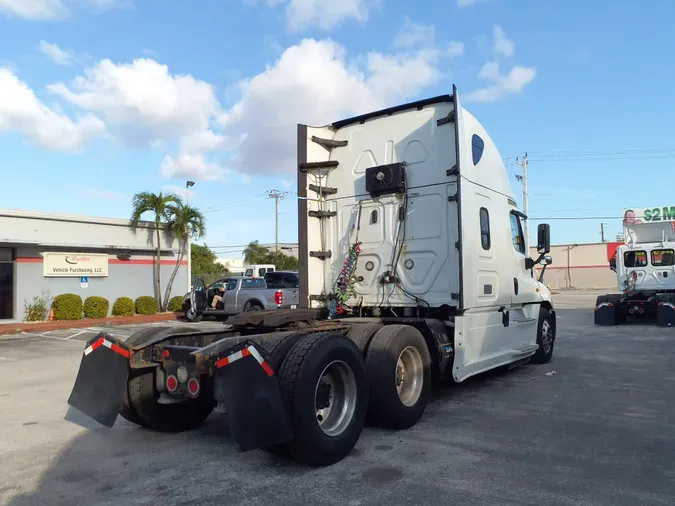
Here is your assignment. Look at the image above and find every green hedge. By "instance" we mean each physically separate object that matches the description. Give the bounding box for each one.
[52,294,83,321]
[168,295,184,312]
[83,296,109,319]
[135,296,158,315]
[112,296,135,316]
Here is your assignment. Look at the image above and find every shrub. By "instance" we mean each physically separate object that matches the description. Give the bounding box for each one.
[168,295,184,312]
[23,291,52,322]
[112,297,135,316]
[83,296,110,319]
[52,294,83,321]
[135,296,159,315]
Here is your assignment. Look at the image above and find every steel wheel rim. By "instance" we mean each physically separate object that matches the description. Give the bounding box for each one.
[314,360,357,437]
[186,307,196,319]
[541,320,554,353]
[396,346,424,407]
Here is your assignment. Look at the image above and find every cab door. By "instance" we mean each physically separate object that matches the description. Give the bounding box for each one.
[191,278,208,312]
[508,211,540,345]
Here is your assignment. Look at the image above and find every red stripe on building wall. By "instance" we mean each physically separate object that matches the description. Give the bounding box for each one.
[16,257,187,266]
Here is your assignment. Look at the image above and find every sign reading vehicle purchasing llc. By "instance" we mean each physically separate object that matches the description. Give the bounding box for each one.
[42,252,109,277]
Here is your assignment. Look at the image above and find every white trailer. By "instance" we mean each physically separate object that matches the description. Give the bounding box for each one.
[595,206,675,326]
[66,85,557,467]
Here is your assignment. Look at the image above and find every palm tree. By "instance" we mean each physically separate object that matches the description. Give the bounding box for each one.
[243,240,272,265]
[163,202,206,310]
[130,191,181,310]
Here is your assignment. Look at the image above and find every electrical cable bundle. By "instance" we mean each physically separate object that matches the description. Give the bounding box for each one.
[328,241,362,318]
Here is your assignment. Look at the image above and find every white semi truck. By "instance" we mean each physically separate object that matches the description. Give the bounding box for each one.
[595,207,675,326]
[66,86,557,467]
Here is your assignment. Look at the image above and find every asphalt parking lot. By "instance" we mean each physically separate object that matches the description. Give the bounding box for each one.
[2,298,675,505]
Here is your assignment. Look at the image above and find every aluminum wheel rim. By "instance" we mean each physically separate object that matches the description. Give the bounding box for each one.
[314,360,357,437]
[541,320,554,353]
[396,346,424,407]
[186,307,196,319]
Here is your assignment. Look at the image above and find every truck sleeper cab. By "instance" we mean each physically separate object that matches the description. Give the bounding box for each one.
[66,86,557,468]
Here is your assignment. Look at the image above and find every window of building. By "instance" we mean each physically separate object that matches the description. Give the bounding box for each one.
[651,249,674,266]
[624,250,648,268]
[471,134,484,165]
[510,213,526,254]
[479,207,491,250]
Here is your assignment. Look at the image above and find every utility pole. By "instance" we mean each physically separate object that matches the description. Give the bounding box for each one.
[185,180,195,292]
[515,153,529,248]
[600,223,607,243]
[266,189,288,254]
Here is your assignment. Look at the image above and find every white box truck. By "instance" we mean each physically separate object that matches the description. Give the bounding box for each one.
[66,85,557,467]
[595,207,675,326]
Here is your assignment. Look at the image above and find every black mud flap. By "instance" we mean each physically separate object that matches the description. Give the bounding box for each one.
[656,303,675,327]
[213,342,293,452]
[66,333,130,428]
[594,304,616,326]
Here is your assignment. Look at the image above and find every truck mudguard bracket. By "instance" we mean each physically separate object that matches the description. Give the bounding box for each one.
[446,165,458,176]
[213,341,293,452]
[66,333,131,428]
[299,160,339,172]
[310,250,332,260]
[308,210,337,219]
[594,303,617,326]
[311,135,348,150]
[308,183,338,195]
[656,302,675,327]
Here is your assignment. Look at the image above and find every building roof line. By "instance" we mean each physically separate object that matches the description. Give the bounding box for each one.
[0,208,161,229]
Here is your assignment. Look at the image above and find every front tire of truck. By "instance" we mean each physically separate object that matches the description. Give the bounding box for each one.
[277,332,369,467]
[184,303,203,323]
[365,325,431,430]
[530,307,555,364]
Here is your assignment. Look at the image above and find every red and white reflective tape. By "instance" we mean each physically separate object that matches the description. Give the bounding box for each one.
[215,345,274,376]
[83,337,130,358]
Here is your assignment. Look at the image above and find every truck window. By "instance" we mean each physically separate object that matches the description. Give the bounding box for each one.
[510,213,526,255]
[479,207,490,250]
[241,278,266,289]
[282,273,300,288]
[624,250,647,267]
[264,272,283,288]
[245,269,253,277]
[651,249,674,266]
[227,279,238,290]
[472,134,484,165]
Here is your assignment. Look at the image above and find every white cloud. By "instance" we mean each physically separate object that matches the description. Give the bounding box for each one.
[162,184,196,201]
[219,38,443,175]
[75,186,127,201]
[38,40,74,66]
[0,68,105,151]
[394,17,436,49]
[493,25,514,57]
[280,179,293,188]
[457,0,487,7]
[141,48,156,56]
[463,61,536,103]
[160,154,230,181]
[0,0,68,19]
[444,41,465,58]
[47,58,222,148]
[262,0,373,32]
[179,129,230,154]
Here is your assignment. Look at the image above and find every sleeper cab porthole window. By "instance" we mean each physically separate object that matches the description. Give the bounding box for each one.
[472,134,484,165]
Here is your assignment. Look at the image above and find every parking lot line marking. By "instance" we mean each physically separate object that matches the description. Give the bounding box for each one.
[19,331,86,343]
[64,330,87,340]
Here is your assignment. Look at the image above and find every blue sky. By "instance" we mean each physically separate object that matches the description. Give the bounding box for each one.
[1,0,674,259]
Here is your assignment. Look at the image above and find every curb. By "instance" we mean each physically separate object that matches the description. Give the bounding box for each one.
[0,312,185,336]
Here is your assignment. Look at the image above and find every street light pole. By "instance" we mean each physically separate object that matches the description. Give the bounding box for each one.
[186,180,195,292]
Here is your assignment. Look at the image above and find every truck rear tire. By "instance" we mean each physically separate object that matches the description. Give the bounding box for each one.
[118,326,174,427]
[244,301,262,312]
[365,325,431,430]
[345,323,383,354]
[529,307,555,364]
[276,332,369,466]
[128,370,215,433]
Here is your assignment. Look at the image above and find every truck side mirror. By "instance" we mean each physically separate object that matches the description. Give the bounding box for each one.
[609,257,617,272]
[537,223,551,254]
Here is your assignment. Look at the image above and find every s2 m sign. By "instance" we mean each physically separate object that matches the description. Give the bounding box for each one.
[43,252,109,277]
[623,207,675,224]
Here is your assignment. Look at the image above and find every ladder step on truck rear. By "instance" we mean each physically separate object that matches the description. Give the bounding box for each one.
[66,85,558,467]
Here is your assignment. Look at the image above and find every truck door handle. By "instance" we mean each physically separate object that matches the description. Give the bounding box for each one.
[513,278,519,295]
